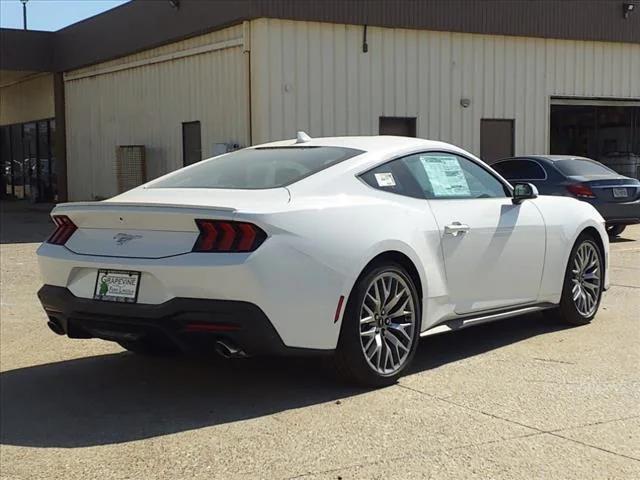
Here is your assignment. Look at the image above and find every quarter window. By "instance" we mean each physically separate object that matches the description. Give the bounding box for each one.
[360,158,424,198]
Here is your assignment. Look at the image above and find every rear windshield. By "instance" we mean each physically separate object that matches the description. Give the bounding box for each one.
[149,146,363,189]
[554,159,616,176]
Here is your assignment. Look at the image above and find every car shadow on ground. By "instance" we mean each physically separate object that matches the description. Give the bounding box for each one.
[0,313,570,448]
[609,236,635,243]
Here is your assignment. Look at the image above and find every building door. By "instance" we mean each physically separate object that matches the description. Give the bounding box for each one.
[182,121,202,167]
[379,117,417,137]
[481,119,514,164]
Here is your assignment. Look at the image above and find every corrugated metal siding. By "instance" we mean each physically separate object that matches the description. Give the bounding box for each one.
[68,25,244,76]
[251,19,640,156]
[0,73,55,126]
[64,26,248,201]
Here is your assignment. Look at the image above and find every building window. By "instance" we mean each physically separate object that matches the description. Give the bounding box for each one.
[182,121,202,167]
[550,104,640,179]
[379,117,417,137]
[0,119,57,202]
[480,119,515,164]
[0,126,11,199]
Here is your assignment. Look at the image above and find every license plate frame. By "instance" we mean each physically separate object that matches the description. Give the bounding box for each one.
[94,269,141,303]
[612,187,628,198]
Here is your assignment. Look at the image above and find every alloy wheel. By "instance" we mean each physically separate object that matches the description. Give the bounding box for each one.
[359,271,417,376]
[571,242,601,317]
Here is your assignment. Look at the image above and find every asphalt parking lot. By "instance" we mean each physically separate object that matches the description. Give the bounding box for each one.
[0,201,638,480]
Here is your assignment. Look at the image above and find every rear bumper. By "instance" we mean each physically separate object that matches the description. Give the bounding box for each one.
[38,285,330,356]
[592,201,640,225]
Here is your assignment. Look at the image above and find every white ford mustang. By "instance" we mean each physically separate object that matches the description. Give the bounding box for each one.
[37,134,609,386]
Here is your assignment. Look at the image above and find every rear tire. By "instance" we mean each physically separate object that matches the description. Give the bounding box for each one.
[334,262,421,387]
[118,338,179,356]
[553,233,604,326]
[606,224,626,238]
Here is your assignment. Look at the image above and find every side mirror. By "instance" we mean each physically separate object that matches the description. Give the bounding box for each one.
[512,182,538,204]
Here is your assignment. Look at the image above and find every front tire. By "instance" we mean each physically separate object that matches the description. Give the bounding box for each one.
[554,233,604,326]
[334,263,421,387]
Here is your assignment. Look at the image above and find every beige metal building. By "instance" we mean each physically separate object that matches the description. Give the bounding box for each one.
[1,0,639,202]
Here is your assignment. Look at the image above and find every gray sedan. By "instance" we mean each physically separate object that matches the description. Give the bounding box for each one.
[493,155,640,237]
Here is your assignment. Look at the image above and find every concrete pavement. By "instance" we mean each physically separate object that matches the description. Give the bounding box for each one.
[0,202,638,479]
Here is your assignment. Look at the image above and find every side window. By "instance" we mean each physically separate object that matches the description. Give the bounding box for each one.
[360,158,424,199]
[494,159,546,180]
[403,152,508,199]
[492,160,520,180]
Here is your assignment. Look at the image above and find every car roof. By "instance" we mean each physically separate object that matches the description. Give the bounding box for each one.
[252,135,460,155]
[497,155,593,163]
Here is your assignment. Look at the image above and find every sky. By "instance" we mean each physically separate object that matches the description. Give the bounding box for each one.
[0,0,129,31]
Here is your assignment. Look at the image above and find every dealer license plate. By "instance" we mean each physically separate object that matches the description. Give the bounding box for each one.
[94,269,141,303]
[612,188,628,198]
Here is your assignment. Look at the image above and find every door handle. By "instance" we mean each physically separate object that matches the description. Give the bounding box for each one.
[444,222,470,237]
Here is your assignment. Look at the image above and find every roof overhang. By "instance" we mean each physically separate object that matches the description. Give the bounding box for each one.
[0,29,54,72]
[1,0,638,74]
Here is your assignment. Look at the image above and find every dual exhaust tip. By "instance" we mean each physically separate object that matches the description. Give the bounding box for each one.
[214,340,248,359]
[47,317,65,335]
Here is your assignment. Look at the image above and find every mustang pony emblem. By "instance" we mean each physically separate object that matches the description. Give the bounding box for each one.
[113,233,143,245]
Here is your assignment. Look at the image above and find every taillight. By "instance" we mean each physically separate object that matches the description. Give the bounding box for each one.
[566,184,596,199]
[192,220,267,252]
[47,215,77,245]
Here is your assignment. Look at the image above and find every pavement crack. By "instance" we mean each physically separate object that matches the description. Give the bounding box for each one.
[285,430,542,479]
[610,283,640,289]
[532,357,576,365]
[549,431,640,463]
[399,385,640,465]
[398,383,543,434]
[547,414,640,434]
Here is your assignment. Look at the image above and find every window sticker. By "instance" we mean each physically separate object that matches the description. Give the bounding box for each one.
[420,155,471,197]
[374,172,396,187]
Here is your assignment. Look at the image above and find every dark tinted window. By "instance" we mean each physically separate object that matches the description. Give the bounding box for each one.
[554,159,616,176]
[360,158,424,198]
[493,159,546,180]
[151,146,363,189]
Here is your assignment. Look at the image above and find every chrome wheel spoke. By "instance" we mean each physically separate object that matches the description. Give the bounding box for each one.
[384,330,410,353]
[362,303,375,318]
[572,283,581,301]
[388,322,412,342]
[583,281,599,293]
[374,335,383,370]
[385,291,404,313]
[360,315,375,325]
[361,327,376,337]
[583,271,599,281]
